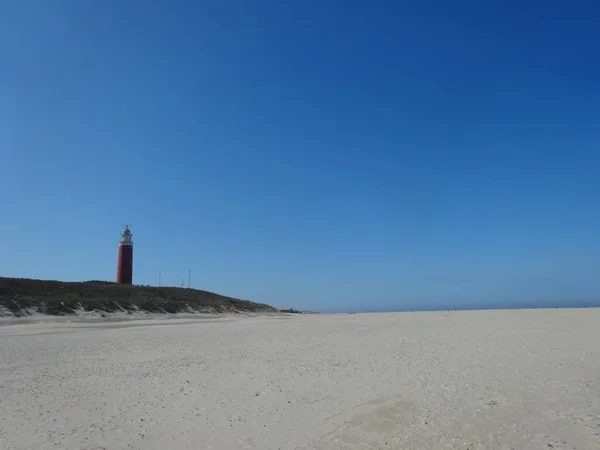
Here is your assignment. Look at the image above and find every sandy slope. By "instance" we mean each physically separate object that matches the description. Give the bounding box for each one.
[1,309,599,450]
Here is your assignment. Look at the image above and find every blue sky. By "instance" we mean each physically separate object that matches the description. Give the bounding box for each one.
[1,1,599,312]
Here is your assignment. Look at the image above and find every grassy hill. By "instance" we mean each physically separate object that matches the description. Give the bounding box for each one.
[0,277,277,317]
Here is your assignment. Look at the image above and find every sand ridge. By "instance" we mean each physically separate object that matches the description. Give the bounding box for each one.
[1,309,599,449]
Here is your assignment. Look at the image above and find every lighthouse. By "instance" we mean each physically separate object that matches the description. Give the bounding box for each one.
[116,225,133,284]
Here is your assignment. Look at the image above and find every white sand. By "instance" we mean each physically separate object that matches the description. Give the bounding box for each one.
[1,309,599,450]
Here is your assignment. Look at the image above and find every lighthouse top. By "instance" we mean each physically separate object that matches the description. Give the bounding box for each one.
[119,225,133,246]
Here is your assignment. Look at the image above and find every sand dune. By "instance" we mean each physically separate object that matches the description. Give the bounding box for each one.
[1,309,599,449]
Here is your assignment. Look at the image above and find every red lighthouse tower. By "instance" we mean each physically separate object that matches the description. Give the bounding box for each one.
[116,225,133,284]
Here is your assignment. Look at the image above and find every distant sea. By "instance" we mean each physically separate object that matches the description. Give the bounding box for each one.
[322,299,600,314]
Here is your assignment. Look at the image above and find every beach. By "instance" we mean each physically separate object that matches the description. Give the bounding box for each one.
[1,309,599,449]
